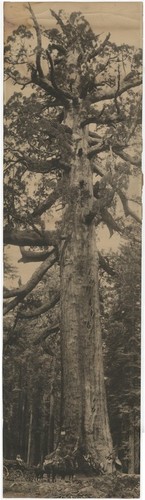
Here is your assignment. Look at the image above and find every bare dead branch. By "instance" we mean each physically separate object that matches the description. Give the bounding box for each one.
[28,2,44,77]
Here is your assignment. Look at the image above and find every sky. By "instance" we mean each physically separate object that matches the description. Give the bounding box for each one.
[4,1,142,285]
[4,2,143,48]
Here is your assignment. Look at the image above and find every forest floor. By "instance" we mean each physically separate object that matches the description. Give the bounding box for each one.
[3,473,140,498]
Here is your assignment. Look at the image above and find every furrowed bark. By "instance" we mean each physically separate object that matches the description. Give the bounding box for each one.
[60,104,113,468]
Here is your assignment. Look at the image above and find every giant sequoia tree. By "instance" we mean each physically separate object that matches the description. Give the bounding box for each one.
[4,4,142,470]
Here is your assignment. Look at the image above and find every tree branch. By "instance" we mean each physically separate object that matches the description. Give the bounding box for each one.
[4,253,57,300]
[24,7,78,105]
[92,163,105,176]
[88,143,106,159]
[88,33,110,61]
[88,142,141,167]
[92,171,141,225]
[117,189,141,223]
[101,208,122,235]
[3,296,21,316]
[28,3,44,77]
[46,50,77,104]
[90,77,142,104]
[19,291,60,319]
[4,227,58,247]
[81,114,124,127]
[16,153,70,174]
[18,247,54,263]
[33,324,60,345]
[98,251,115,276]
[113,148,141,167]
[30,72,67,101]
[125,96,142,143]
[32,183,62,218]
[5,69,32,89]
[84,198,100,224]
[5,149,69,174]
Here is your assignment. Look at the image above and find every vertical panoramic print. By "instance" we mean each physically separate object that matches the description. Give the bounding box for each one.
[3,2,142,497]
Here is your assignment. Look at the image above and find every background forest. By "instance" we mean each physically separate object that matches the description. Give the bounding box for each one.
[3,2,142,496]
[4,238,141,474]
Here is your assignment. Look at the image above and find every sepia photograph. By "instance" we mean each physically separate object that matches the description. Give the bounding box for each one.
[3,2,142,498]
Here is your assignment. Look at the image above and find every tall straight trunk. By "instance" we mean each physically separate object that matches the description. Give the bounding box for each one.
[128,412,140,474]
[27,405,33,465]
[128,412,135,474]
[19,396,26,454]
[134,424,140,474]
[48,357,56,453]
[60,105,113,469]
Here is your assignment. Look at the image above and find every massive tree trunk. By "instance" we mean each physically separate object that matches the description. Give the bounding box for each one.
[60,105,113,470]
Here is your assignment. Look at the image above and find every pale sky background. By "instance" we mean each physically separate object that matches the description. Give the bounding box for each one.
[4,2,143,47]
[4,2,142,285]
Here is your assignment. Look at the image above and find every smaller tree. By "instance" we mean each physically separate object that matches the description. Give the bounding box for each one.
[100,238,141,473]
